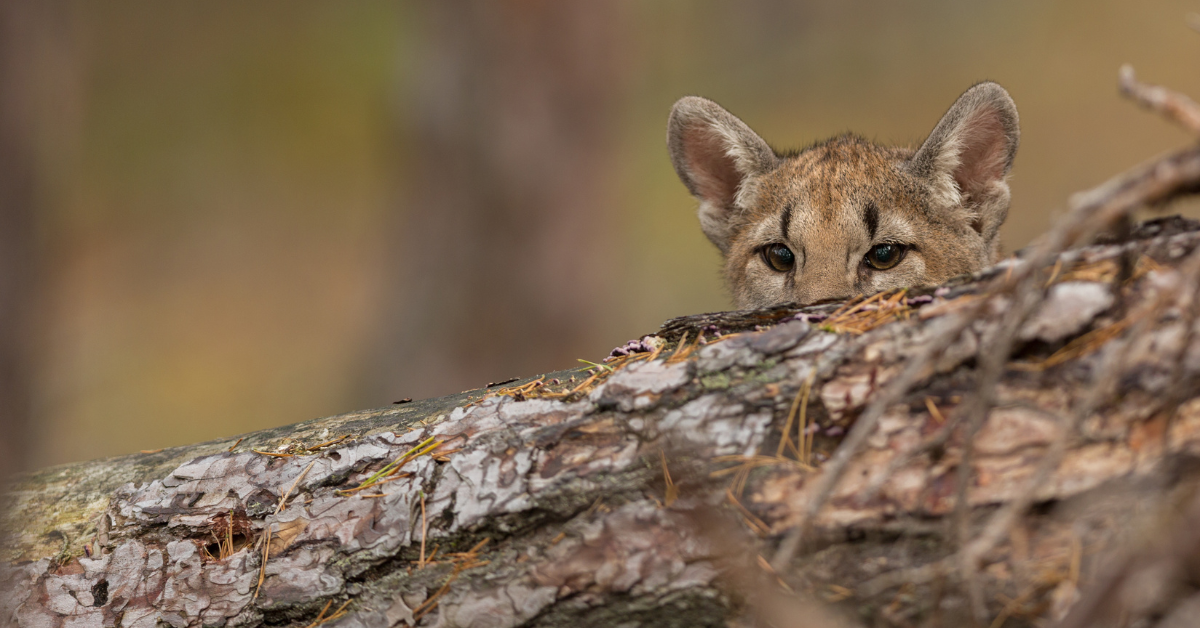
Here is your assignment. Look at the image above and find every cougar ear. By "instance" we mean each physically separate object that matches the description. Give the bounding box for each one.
[668,96,779,253]
[909,82,1019,247]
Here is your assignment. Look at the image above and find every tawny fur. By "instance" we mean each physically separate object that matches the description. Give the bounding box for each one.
[668,82,1019,309]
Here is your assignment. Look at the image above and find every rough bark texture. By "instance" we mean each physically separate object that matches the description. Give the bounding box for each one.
[7,215,1200,628]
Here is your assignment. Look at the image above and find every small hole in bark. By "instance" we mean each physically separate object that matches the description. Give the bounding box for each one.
[202,534,252,561]
[91,579,108,606]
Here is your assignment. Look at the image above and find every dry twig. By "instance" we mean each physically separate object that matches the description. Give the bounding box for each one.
[1119,64,1200,136]
[858,399,964,503]
[275,460,316,515]
[860,247,1200,600]
[253,525,271,601]
[303,599,352,628]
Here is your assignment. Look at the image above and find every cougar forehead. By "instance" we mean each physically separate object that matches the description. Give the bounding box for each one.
[750,136,920,225]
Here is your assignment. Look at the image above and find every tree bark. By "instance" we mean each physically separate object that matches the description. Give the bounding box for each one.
[7,212,1200,627]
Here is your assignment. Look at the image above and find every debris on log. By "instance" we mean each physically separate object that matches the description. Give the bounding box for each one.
[8,66,1200,628]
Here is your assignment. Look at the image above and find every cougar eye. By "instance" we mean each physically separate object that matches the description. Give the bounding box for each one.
[864,243,906,270]
[762,244,795,272]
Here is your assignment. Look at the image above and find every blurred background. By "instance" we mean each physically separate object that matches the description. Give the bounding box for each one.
[3,0,1200,474]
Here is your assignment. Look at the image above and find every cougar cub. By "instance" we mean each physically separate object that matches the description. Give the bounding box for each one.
[668,83,1019,308]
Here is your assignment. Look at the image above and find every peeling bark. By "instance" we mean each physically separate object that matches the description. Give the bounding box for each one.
[6,217,1200,627]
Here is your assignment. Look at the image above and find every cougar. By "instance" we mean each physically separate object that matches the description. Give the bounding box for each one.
[668,82,1019,308]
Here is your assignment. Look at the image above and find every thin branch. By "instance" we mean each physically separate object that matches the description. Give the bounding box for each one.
[770,308,975,571]
[860,247,1200,600]
[953,285,1049,623]
[963,253,1195,565]
[833,69,1200,605]
[1119,64,1200,136]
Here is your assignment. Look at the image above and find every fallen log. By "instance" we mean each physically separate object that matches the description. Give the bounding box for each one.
[7,67,1200,628]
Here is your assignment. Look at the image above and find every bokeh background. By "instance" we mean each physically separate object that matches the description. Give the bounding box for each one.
[4,0,1200,474]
